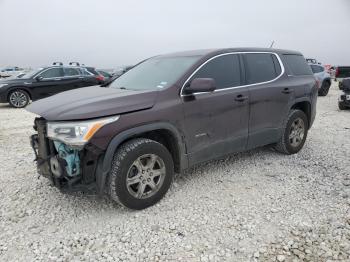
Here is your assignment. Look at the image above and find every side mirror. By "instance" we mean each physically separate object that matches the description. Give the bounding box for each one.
[35,76,43,81]
[185,78,216,94]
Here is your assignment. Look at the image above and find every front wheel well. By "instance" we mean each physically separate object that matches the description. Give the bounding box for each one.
[122,129,181,173]
[291,101,311,128]
[7,88,32,101]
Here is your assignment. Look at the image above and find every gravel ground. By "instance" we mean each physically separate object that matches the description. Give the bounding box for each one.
[0,83,349,261]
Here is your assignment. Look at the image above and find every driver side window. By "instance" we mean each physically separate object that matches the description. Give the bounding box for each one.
[191,54,241,90]
[38,68,64,79]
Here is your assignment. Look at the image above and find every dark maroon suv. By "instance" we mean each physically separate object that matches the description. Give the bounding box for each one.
[27,48,318,210]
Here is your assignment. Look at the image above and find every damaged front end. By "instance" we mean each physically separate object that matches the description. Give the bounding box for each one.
[30,116,118,193]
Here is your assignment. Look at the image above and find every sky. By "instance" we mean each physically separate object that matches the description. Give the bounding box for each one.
[0,0,349,68]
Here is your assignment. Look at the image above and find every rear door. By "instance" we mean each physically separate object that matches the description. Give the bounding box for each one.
[243,53,292,148]
[182,54,250,165]
[63,67,84,91]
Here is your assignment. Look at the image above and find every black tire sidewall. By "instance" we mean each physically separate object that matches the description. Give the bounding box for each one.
[318,81,330,96]
[283,110,308,154]
[111,140,174,210]
[8,89,30,108]
[338,102,347,110]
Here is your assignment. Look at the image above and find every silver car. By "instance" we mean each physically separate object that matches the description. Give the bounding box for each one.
[309,63,332,96]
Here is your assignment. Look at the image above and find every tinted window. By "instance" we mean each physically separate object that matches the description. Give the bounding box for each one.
[191,54,241,89]
[64,67,80,76]
[272,55,282,75]
[310,65,324,73]
[337,67,350,78]
[245,53,280,84]
[283,54,313,76]
[39,68,64,78]
[85,67,99,75]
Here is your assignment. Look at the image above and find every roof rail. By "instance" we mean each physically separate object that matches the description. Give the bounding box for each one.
[53,62,63,66]
[69,62,80,66]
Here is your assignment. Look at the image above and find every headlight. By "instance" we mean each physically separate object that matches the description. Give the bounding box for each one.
[0,84,8,88]
[47,115,119,147]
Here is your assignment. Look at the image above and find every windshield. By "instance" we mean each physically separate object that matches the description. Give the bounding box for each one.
[22,68,44,78]
[109,56,200,90]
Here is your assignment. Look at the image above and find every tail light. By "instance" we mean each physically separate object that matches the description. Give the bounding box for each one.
[96,75,104,82]
[335,67,339,78]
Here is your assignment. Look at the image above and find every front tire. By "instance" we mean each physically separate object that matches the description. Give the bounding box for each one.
[275,110,308,154]
[8,89,30,108]
[108,138,174,210]
[318,81,330,96]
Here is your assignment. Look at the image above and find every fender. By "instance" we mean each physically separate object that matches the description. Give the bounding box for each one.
[95,122,188,193]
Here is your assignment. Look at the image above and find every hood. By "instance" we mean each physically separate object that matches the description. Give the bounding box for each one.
[26,86,158,121]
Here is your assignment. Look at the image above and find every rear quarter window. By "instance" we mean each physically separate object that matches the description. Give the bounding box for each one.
[310,65,324,73]
[283,54,313,76]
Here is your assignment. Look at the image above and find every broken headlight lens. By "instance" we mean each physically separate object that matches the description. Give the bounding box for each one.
[47,115,120,147]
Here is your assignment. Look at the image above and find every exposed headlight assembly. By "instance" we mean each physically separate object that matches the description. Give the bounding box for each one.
[0,84,8,88]
[47,115,119,147]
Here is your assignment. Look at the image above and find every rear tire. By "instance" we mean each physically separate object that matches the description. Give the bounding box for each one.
[8,89,30,108]
[108,138,174,210]
[338,102,347,110]
[318,81,330,96]
[275,110,308,155]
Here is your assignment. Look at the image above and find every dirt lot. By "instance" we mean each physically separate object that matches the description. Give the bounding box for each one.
[0,83,349,261]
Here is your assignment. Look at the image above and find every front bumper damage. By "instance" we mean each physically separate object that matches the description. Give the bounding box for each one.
[30,118,104,193]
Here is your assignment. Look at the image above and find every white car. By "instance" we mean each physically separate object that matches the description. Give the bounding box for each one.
[0,66,25,78]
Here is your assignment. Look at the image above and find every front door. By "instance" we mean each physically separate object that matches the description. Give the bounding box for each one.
[31,67,65,98]
[181,54,249,165]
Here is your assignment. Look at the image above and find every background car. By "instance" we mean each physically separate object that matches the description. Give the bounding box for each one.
[97,70,113,80]
[0,62,102,108]
[0,66,25,78]
[338,78,350,110]
[335,66,350,83]
[309,63,332,96]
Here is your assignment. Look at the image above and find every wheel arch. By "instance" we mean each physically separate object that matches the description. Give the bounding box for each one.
[290,100,311,128]
[96,122,188,193]
[6,86,32,101]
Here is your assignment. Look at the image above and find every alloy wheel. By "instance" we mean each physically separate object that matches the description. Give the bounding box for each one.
[9,91,28,108]
[289,118,305,147]
[126,154,166,199]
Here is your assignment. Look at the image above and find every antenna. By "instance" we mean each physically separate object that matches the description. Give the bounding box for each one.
[269,40,275,48]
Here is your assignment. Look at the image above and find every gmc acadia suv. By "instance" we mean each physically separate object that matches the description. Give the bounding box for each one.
[27,48,318,210]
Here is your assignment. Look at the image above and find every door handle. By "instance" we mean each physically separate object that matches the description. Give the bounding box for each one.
[234,94,248,102]
[282,88,292,94]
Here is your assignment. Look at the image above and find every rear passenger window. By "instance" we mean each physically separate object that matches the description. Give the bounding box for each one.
[244,53,280,84]
[310,65,324,73]
[64,67,80,76]
[283,54,313,76]
[191,54,241,89]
